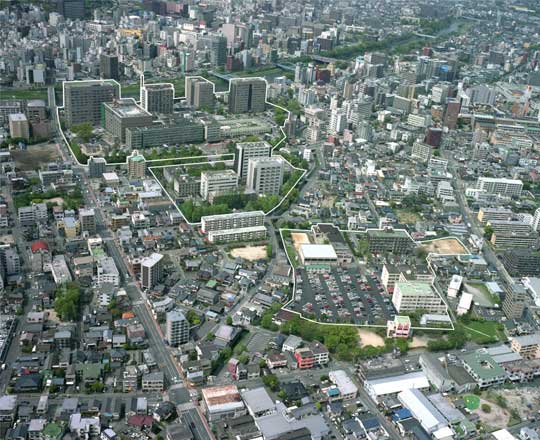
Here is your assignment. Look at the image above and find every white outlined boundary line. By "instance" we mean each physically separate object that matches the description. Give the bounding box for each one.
[55,75,308,226]
[278,227,473,331]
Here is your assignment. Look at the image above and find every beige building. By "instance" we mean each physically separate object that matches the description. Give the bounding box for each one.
[127,151,146,179]
[511,333,540,359]
[9,113,30,140]
[392,281,447,314]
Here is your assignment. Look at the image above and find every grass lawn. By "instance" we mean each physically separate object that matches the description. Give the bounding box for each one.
[3,88,48,100]
[461,320,506,344]
[284,243,299,268]
[395,209,421,224]
[464,395,480,410]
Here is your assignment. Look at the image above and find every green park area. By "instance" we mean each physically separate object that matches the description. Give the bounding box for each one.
[464,395,480,410]
[460,318,506,345]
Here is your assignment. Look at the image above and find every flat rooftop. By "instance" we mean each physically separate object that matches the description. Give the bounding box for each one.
[105,98,152,118]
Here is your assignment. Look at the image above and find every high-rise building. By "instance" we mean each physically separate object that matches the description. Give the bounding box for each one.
[87,156,107,178]
[392,281,447,314]
[425,127,443,147]
[209,36,227,66]
[100,54,119,80]
[502,284,527,320]
[185,77,214,109]
[166,310,190,346]
[79,208,96,234]
[228,78,266,114]
[141,253,164,289]
[57,0,85,19]
[200,170,239,200]
[127,151,146,179]
[103,98,154,142]
[246,157,284,195]
[443,98,461,129]
[64,80,120,127]
[141,83,174,114]
[8,113,30,140]
[235,141,271,180]
[532,208,540,232]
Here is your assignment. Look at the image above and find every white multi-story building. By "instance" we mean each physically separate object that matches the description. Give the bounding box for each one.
[200,170,238,200]
[141,253,163,289]
[166,309,189,346]
[392,281,447,314]
[246,157,284,196]
[201,211,265,233]
[476,177,523,197]
[96,257,120,287]
[235,141,272,180]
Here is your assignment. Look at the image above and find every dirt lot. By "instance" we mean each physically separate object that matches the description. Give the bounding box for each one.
[10,143,59,170]
[230,245,267,261]
[410,335,431,348]
[473,397,509,429]
[291,232,311,251]
[420,238,468,255]
[358,329,385,347]
[490,388,540,420]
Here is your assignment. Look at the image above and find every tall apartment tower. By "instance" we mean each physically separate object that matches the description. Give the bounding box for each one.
[228,78,266,114]
[532,207,540,232]
[246,157,284,195]
[185,77,214,109]
[100,54,119,80]
[235,141,271,180]
[141,253,164,289]
[141,83,174,114]
[79,208,96,235]
[166,310,190,346]
[502,284,527,320]
[210,36,227,66]
[64,80,120,127]
[127,151,146,179]
[8,114,30,140]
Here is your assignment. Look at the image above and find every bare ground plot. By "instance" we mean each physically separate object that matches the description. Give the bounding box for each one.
[291,232,311,251]
[11,143,60,170]
[395,209,421,224]
[358,329,385,347]
[410,335,431,348]
[473,397,510,429]
[420,238,468,255]
[230,245,267,261]
[490,388,540,421]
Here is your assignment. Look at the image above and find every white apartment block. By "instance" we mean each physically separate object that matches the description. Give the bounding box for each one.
[201,211,265,233]
[476,177,523,197]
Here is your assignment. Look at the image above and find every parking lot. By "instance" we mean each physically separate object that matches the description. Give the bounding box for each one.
[291,265,395,325]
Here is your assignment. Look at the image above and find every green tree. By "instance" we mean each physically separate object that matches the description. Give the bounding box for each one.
[71,122,93,143]
[54,283,81,321]
[226,316,233,325]
[481,403,491,413]
[262,374,279,391]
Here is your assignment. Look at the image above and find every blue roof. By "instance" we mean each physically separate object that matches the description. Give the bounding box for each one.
[392,408,412,421]
[327,388,340,397]
[361,417,380,430]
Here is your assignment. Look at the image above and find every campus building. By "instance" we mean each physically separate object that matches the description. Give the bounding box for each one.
[103,98,153,142]
[200,170,239,201]
[228,78,266,114]
[185,77,214,109]
[125,120,205,149]
[141,83,174,114]
[246,157,284,196]
[64,80,120,127]
[367,229,413,254]
[201,211,265,233]
[392,281,447,314]
[235,141,272,180]
[204,118,272,143]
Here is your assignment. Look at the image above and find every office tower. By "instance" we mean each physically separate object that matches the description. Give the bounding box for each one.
[141,83,174,114]
[103,98,153,142]
[64,80,120,127]
[329,109,346,135]
[87,156,107,178]
[185,77,214,110]
[503,284,527,320]
[235,141,271,180]
[425,127,443,147]
[79,208,96,234]
[443,98,460,129]
[210,36,227,66]
[141,253,164,289]
[100,54,119,80]
[246,157,284,195]
[532,208,540,232]
[166,310,189,346]
[357,121,374,142]
[200,170,239,201]
[57,0,85,19]
[228,78,266,114]
[8,113,30,140]
[127,151,146,179]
